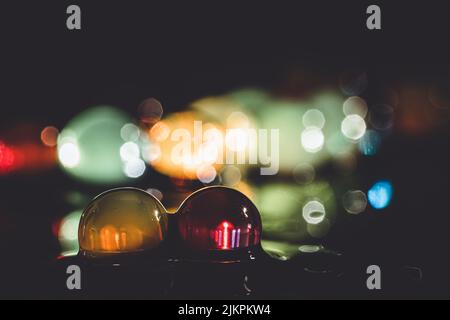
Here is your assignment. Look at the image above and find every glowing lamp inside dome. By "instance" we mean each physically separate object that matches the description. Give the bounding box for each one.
[176,187,262,252]
[78,188,168,257]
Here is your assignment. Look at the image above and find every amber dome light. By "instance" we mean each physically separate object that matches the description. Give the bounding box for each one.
[78,188,168,257]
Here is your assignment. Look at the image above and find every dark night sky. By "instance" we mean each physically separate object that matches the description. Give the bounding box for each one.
[1,1,449,126]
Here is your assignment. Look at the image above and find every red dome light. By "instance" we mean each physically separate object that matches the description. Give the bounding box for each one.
[176,187,262,253]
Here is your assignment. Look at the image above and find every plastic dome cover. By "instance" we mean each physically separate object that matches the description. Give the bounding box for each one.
[177,187,262,251]
[78,188,168,255]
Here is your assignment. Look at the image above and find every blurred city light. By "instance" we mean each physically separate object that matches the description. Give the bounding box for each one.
[227,111,251,129]
[0,142,16,173]
[141,143,161,162]
[343,96,368,118]
[148,111,224,180]
[196,164,218,184]
[120,142,140,162]
[58,210,83,256]
[368,181,393,209]
[343,190,368,214]
[359,130,382,156]
[256,182,336,243]
[303,109,326,129]
[58,142,80,168]
[57,106,141,184]
[40,126,59,147]
[341,114,367,141]
[221,165,242,187]
[149,121,171,142]
[138,98,164,125]
[35,87,398,258]
[302,200,326,225]
[120,123,141,142]
[190,90,355,176]
[0,135,57,174]
[301,127,324,153]
[123,158,146,178]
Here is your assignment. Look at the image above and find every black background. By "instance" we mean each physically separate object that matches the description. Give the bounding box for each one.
[2,1,449,125]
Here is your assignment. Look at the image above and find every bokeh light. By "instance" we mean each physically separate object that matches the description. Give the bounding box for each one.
[149,112,223,180]
[142,143,161,162]
[149,121,171,142]
[368,181,393,209]
[120,142,140,162]
[58,142,80,168]
[301,127,324,153]
[221,165,242,187]
[227,111,250,129]
[302,200,326,225]
[303,109,326,129]
[196,164,218,184]
[256,91,346,172]
[40,126,59,147]
[138,98,164,125]
[58,210,83,256]
[359,130,382,156]
[120,123,140,142]
[343,96,368,118]
[343,190,368,214]
[257,182,336,243]
[123,158,146,178]
[0,142,16,173]
[341,114,367,141]
[57,106,139,184]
